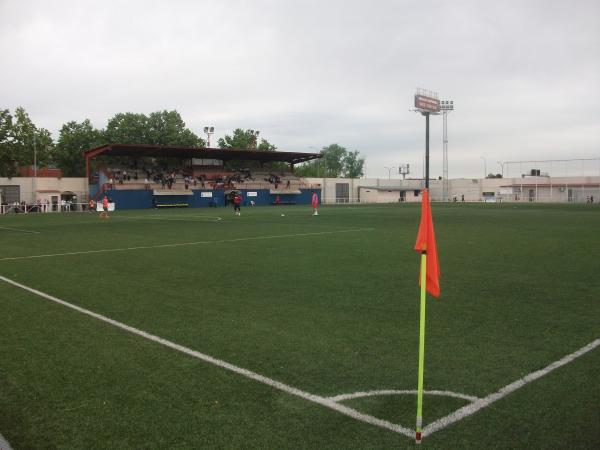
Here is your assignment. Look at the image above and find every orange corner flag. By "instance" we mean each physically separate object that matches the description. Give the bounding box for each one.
[414,189,440,297]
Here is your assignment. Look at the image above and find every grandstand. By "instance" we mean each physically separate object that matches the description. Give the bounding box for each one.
[84,144,322,209]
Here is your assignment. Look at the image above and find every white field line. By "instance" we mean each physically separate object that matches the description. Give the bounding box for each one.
[116,215,222,222]
[0,431,13,450]
[0,274,413,438]
[423,338,600,437]
[328,389,479,403]
[0,226,40,234]
[0,228,373,262]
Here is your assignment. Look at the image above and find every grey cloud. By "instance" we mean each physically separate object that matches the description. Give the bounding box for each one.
[1,0,598,178]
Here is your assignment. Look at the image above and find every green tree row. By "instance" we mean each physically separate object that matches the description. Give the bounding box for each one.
[0,108,205,177]
[0,107,365,178]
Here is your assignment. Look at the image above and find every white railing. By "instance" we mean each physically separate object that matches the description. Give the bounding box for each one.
[1,203,93,214]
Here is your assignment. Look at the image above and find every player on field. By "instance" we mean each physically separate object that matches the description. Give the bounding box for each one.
[234,193,242,216]
[100,196,109,219]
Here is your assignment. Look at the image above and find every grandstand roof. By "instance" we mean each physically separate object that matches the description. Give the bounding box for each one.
[84,144,322,179]
[84,144,321,165]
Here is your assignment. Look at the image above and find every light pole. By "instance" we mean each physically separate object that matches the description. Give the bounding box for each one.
[413,88,441,190]
[440,100,454,201]
[33,133,37,204]
[384,166,396,180]
[309,146,322,177]
[247,129,260,149]
[497,161,505,177]
[481,156,487,178]
[203,126,214,147]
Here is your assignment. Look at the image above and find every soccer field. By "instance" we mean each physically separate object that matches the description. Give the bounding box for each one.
[1,203,599,449]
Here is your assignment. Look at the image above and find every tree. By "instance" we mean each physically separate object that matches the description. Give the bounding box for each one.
[293,159,321,177]
[103,110,203,147]
[218,129,279,168]
[55,119,104,176]
[218,128,276,151]
[147,110,203,147]
[257,138,276,152]
[0,107,53,177]
[294,144,365,178]
[104,113,150,145]
[343,150,365,178]
[0,109,17,177]
[321,144,346,177]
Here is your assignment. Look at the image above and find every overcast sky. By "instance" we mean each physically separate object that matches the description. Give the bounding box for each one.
[1,0,599,178]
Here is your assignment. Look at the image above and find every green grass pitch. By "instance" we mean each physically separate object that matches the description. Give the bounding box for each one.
[1,203,599,449]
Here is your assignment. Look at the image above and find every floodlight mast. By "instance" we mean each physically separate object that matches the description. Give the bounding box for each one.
[203,126,214,147]
[399,163,410,180]
[440,100,454,201]
[413,88,441,190]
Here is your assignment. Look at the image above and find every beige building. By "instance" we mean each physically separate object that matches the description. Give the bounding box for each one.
[0,177,88,208]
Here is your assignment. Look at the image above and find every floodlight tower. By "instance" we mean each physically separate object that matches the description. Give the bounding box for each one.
[440,100,454,201]
[203,126,214,147]
[413,88,441,189]
[399,163,410,180]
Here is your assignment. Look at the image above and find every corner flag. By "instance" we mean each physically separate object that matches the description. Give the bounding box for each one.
[413,188,441,443]
[414,189,440,297]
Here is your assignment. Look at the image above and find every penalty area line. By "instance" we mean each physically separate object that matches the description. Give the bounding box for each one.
[0,273,412,439]
[0,228,373,262]
[423,337,600,437]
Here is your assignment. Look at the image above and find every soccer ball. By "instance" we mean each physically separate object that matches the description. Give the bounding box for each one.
[281,214,285,217]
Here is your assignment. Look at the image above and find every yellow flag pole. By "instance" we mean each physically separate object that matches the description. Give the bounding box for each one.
[415,250,427,443]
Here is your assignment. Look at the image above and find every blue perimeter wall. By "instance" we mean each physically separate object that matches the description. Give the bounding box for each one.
[103,189,320,210]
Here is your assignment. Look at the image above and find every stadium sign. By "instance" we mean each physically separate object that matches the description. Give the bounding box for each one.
[414,94,440,113]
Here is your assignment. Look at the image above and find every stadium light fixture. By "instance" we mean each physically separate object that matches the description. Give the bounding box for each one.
[399,163,410,180]
[204,126,214,148]
[440,100,454,201]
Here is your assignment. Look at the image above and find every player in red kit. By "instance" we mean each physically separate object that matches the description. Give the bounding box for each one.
[233,193,242,216]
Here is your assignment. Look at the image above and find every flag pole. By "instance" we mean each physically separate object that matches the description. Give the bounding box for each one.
[415,250,427,443]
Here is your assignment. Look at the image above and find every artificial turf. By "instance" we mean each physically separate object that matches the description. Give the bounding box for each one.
[1,202,599,448]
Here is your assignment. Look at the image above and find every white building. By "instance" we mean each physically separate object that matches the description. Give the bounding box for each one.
[305,175,600,204]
